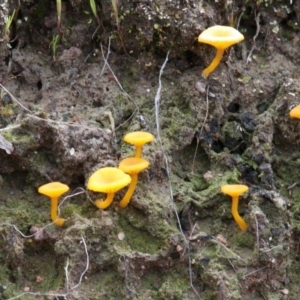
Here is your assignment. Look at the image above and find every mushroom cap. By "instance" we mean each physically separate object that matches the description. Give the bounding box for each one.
[124,131,154,147]
[119,157,149,175]
[38,182,69,198]
[198,25,244,49]
[87,167,131,193]
[289,104,300,119]
[221,184,249,197]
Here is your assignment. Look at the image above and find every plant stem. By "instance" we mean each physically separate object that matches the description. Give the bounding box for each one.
[95,193,115,209]
[231,196,248,231]
[202,47,225,78]
[119,174,138,207]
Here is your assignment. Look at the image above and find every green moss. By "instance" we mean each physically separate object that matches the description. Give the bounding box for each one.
[61,203,83,218]
[186,173,209,192]
[0,106,14,117]
[155,272,191,299]
[234,231,255,249]
[23,247,65,291]
[0,243,64,299]
[118,215,167,254]
[74,269,125,299]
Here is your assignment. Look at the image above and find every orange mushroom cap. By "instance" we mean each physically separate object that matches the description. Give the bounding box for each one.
[221,184,248,197]
[87,167,131,194]
[289,104,300,119]
[38,182,69,198]
[118,157,149,208]
[198,25,244,50]
[198,25,244,78]
[124,131,154,158]
[124,131,154,146]
[118,157,149,175]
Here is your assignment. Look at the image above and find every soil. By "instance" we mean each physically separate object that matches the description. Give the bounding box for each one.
[1,0,300,299]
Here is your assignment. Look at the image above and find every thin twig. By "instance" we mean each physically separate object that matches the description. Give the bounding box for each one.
[0,84,107,132]
[191,84,210,173]
[6,235,89,300]
[0,85,101,130]
[154,52,201,299]
[99,39,139,130]
[68,236,89,292]
[1,189,90,300]
[0,83,32,113]
[0,221,55,239]
[260,245,283,253]
[65,257,70,292]
[246,11,261,64]
[100,37,112,76]
[210,238,246,262]
[0,124,21,132]
[236,8,245,30]
[57,188,87,215]
[242,266,267,279]
[226,258,237,272]
[0,189,85,239]
[254,213,260,254]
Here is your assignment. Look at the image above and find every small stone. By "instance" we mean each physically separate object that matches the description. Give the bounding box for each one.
[216,234,227,246]
[36,275,44,283]
[203,171,213,182]
[195,81,206,94]
[176,244,183,252]
[280,288,289,295]
[118,232,125,240]
[0,134,14,154]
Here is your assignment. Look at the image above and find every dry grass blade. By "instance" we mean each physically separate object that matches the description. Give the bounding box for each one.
[90,0,101,32]
[56,0,62,31]
[111,0,120,31]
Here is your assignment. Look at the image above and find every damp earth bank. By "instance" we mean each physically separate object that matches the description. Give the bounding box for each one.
[1,0,300,299]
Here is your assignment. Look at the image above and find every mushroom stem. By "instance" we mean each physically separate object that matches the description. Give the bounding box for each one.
[50,197,65,227]
[94,193,115,209]
[135,146,142,158]
[231,196,248,231]
[119,174,138,207]
[202,48,225,78]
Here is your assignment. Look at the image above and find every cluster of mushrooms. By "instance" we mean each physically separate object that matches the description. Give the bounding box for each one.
[38,131,154,227]
[37,25,266,230]
[38,129,248,231]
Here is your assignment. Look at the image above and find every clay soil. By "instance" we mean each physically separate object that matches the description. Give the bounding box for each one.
[1,0,300,299]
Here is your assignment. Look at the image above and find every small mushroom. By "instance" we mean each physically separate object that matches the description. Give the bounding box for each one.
[198,25,244,78]
[124,131,154,158]
[221,184,248,231]
[118,157,149,207]
[38,182,69,227]
[87,167,131,209]
[289,104,300,119]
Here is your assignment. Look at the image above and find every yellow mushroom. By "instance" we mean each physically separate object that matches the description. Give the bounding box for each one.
[198,25,244,78]
[118,157,149,207]
[289,104,300,119]
[221,184,249,231]
[124,131,154,158]
[38,182,69,227]
[87,167,131,209]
